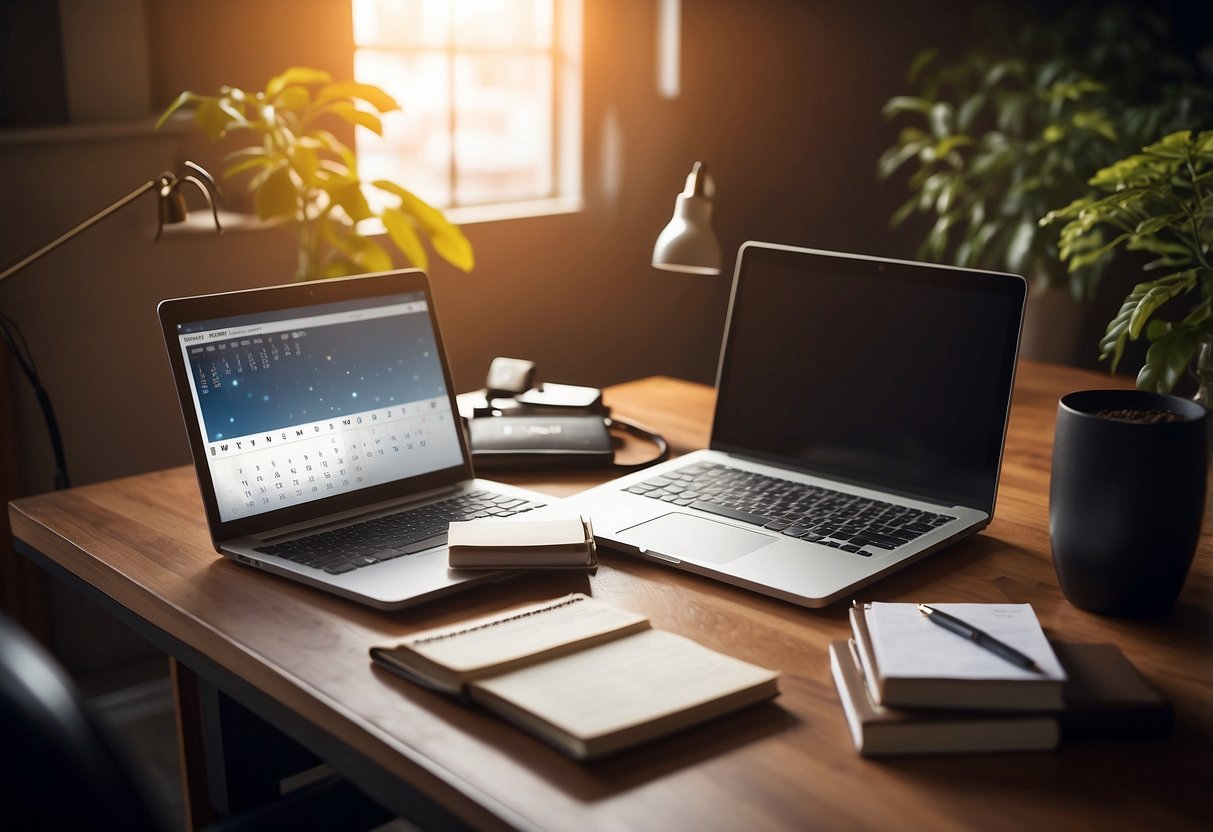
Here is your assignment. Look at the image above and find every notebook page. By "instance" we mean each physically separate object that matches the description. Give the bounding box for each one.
[868,603,1065,681]
[472,629,778,740]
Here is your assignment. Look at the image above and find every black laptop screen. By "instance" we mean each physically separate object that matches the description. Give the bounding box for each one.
[173,290,465,524]
[712,245,1025,514]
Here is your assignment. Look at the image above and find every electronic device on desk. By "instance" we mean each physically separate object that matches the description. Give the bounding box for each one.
[458,358,668,471]
[157,271,554,611]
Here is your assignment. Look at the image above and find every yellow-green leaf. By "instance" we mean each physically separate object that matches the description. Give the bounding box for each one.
[327,180,374,223]
[316,81,399,113]
[195,99,233,140]
[306,129,357,169]
[254,165,298,222]
[325,102,384,135]
[382,207,428,270]
[156,91,200,130]
[266,67,332,98]
[324,222,393,273]
[288,144,320,186]
[216,97,248,126]
[273,85,311,112]
[372,180,474,271]
[427,223,474,272]
[222,154,275,180]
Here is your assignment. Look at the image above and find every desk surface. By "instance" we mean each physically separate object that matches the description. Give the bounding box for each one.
[10,361,1212,831]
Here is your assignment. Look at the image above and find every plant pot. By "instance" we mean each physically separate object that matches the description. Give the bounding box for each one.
[1049,389,1207,617]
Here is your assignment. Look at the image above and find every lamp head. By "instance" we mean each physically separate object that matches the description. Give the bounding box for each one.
[154,161,222,240]
[652,161,722,275]
[158,178,190,226]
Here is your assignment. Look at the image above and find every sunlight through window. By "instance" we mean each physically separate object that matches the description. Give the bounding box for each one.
[353,0,581,215]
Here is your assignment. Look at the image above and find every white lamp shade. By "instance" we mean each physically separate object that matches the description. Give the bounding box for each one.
[652,162,722,274]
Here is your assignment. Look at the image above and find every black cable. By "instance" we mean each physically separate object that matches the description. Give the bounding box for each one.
[604,416,669,472]
[0,311,69,489]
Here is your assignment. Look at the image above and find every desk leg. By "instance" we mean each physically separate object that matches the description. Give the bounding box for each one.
[196,673,323,816]
[172,658,322,825]
[170,658,216,832]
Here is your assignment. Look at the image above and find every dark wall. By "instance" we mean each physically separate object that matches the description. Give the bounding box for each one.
[1,0,1205,500]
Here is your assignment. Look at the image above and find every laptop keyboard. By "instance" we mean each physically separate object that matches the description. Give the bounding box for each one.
[254,490,545,575]
[625,462,952,557]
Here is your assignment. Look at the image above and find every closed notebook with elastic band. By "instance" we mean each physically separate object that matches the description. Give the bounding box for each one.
[447,516,597,569]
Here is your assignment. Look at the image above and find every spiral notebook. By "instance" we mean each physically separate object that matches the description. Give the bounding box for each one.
[370,593,780,759]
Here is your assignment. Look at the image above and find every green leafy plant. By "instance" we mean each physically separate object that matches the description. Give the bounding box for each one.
[878,5,1208,298]
[157,66,473,281]
[1041,130,1213,393]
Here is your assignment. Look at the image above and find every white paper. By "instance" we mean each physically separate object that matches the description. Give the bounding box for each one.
[868,602,1066,682]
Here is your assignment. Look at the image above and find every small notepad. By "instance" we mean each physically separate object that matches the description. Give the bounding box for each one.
[447,515,597,569]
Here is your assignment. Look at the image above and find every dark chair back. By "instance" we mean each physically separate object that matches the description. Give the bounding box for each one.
[0,611,167,831]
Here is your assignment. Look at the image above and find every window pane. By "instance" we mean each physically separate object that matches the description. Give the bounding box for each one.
[354,49,452,207]
[451,0,553,48]
[453,53,552,205]
[352,0,580,215]
[353,0,449,48]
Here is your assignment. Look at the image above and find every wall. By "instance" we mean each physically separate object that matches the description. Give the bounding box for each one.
[0,0,979,674]
[2,0,957,495]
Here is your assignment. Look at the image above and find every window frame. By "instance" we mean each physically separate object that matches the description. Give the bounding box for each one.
[352,0,583,226]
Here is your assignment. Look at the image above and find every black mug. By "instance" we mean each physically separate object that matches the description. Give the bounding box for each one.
[1049,389,1207,617]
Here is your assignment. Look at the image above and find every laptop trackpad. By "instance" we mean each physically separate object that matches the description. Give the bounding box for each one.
[617,512,777,564]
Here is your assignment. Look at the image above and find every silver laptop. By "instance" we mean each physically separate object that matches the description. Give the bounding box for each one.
[158,270,549,609]
[566,242,1026,608]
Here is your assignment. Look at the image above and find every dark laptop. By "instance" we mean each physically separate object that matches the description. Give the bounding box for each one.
[158,270,548,609]
[566,242,1026,607]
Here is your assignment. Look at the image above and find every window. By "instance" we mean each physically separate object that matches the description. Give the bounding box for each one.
[352,0,582,219]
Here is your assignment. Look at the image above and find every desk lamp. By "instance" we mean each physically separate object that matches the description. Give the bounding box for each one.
[651,161,722,275]
[0,161,222,488]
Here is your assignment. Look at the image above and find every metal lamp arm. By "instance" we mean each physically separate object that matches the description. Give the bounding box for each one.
[0,161,222,284]
[0,177,161,286]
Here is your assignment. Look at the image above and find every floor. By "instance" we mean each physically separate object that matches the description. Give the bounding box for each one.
[89,671,416,831]
[89,675,186,827]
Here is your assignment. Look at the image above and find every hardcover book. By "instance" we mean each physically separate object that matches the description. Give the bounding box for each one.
[829,640,1059,756]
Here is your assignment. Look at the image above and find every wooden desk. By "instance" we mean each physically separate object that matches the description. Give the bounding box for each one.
[10,362,1212,830]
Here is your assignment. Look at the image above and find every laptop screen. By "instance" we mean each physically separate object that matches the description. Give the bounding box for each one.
[712,244,1025,514]
[172,289,464,524]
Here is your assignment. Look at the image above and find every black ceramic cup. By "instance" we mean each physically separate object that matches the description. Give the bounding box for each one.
[1049,389,1207,617]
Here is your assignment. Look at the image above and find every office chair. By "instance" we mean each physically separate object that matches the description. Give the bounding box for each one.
[0,611,393,831]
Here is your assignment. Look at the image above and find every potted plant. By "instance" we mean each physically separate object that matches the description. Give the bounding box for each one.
[158,66,473,281]
[1041,130,1213,398]
[878,4,1210,360]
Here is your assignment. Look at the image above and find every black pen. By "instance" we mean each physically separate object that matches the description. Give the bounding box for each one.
[916,603,1043,673]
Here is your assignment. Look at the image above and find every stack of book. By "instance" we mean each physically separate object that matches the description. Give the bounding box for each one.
[831,601,1170,756]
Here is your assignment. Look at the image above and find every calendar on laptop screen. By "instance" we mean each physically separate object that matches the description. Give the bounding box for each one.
[175,292,464,523]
